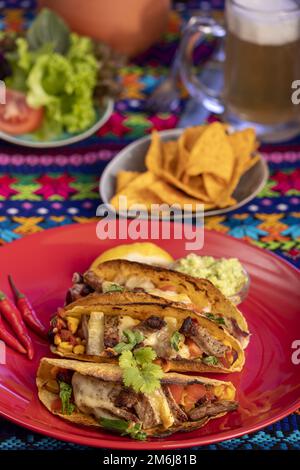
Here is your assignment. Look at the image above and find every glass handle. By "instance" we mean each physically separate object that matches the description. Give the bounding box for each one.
[178,16,226,114]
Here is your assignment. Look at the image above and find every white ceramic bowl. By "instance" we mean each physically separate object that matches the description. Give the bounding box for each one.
[100,128,269,217]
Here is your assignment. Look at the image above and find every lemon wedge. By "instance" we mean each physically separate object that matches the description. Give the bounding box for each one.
[90,242,173,269]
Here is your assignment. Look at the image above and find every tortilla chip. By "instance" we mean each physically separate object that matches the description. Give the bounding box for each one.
[112,124,261,213]
[215,156,245,207]
[176,129,206,179]
[242,153,261,173]
[162,140,178,174]
[203,173,227,203]
[116,171,140,192]
[182,126,207,151]
[146,135,212,202]
[110,171,163,211]
[228,128,258,172]
[145,130,164,170]
[186,122,235,183]
[150,178,215,211]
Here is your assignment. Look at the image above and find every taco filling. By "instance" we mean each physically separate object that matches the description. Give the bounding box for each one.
[37,359,238,439]
[50,310,238,370]
[65,260,249,347]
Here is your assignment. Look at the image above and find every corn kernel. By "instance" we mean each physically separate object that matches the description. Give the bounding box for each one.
[67,316,80,334]
[58,341,73,353]
[45,379,59,394]
[54,334,61,345]
[73,344,85,355]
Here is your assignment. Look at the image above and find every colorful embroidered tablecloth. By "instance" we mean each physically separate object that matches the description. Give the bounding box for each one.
[0,0,299,451]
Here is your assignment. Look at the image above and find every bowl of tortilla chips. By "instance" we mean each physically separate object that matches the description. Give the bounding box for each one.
[100,122,269,216]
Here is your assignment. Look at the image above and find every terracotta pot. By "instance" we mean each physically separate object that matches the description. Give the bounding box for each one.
[38,0,171,57]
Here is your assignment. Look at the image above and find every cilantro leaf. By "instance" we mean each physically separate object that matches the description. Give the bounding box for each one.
[119,347,164,394]
[205,313,226,326]
[113,341,134,354]
[102,281,124,293]
[113,329,144,354]
[99,418,147,441]
[127,423,147,441]
[134,346,156,364]
[170,331,184,351]
[59,381,75,415]
[202,355,219,366]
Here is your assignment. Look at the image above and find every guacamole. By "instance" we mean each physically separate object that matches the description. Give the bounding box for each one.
[173,254,247,298]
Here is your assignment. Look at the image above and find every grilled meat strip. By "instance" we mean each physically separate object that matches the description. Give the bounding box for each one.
[84,270,104,292]
[136,315,166,333]
[114,388,139,409]
[134,395,161,429]
[179,317,228,357]
[103,315,120,348]
[188,399,238,421]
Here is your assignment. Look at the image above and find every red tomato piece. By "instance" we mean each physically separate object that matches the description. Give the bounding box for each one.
[0,89,43,135]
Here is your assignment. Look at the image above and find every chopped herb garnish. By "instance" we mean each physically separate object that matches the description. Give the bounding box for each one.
[170,331,184,352]
[99,418,147,441]
[59,381,75,415]
[113,329,144,354]
[202,355,219,366]
[102,281,124,293]
[119,347,164,394]
[205,313,226,326]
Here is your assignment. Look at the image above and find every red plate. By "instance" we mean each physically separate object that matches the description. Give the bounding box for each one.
[0,221,299,450]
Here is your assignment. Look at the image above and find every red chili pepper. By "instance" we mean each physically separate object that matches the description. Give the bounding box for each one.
[8,275,47,339]
[0,316,27,355]
[0,291,34,360]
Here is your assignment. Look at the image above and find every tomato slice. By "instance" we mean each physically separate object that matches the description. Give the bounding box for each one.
[186,338,203,359]
[51,397,62,412]
[0,89,43,135]
[168,384,184,404]
[169,383,207,411]
[220,350,234,368]
[182,384,207,411]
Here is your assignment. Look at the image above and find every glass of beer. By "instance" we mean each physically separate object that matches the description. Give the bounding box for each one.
[179,0,300,142]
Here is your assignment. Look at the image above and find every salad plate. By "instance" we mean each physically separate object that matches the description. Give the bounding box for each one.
[0,9,119,148]
[0,221,299,449]
[0,98,113,148]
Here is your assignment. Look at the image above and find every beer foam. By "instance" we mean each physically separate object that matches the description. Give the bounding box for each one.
[227,0,300,45]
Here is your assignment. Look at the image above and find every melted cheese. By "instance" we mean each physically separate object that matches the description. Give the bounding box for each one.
[177,343,190,359]
[214,384,235,401]
[72,372,120,420]
[124,275,155,290]
[118,315,139,337]
[164,316,178,330]
[148,288,192,304]
[86,312,104,355]
[143,316,178,350]
[146,389,174,429]
[72,372,174,429]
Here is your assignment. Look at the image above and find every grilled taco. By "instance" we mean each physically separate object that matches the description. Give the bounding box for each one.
[37,357,238,439]
[49,291,245,373]
[66,259,250,348]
